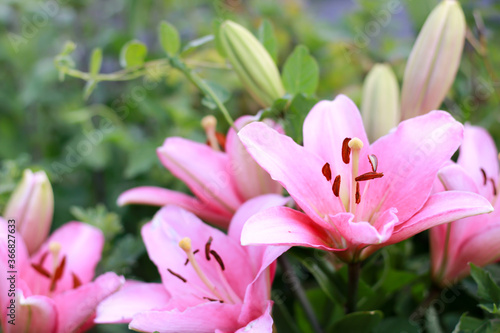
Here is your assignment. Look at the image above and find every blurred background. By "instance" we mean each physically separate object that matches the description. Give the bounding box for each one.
[1,0,500,331]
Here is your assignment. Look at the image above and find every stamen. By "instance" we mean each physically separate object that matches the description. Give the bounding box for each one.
[184,249,199,266]
[31,263,51,278]
[332,175,341,197]
[205,237,213,261]
[368,154,378,172]
[490,178,497,196]
[50,256,66,292]
[322,163,332,181]
[167,268,187,283]
[342,138,351,164]
[72,272,82,289]
[179,237,225,301]
[203,296,223,303]
[201,115,221,151]
[355,182,361,204]
[210,250,225,271]
[480,168,487,185]
[355,172,384,182]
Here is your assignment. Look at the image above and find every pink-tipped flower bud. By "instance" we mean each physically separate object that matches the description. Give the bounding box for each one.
[4,169,54,254]
[401,0,466,120]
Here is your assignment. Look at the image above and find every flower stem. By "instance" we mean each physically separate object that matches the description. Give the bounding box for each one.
[278,256,323,333]
[346,262,361,313]
[168,56,236,129]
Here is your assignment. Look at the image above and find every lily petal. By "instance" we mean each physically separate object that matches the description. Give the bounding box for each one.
[241,206,341,251]
[303,95,369,200]
[118,186,232,228]
[4,292,57,333]
[129,303,243,333]
[238,122,344,229]
[53,272,124,333]
[235,301,273,333]
[458,124,499,201]
[95,281,170,324]
[226,116,282,201]
[361,111,464,223]
[158,137,242,214]
[388,191,493,245]
[438,164,479,193]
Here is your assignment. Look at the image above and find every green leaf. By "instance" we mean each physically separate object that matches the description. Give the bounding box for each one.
[258,19,278,62]
[119,40,147,68]
[213,19,226,57]
[70,204,122,241]
[452,314,491,333]
[124,143,158,179]
[98,234,146,275]
[181,35,214,55]
[425,306,444,333]
[329,311,383,333]
[282,45,319,95]
[201,81,230,110]
[89,48,102,77]
[470,264,500,304]
[83,79,98,100]
[159,21,180,56]
[285,93,318,143]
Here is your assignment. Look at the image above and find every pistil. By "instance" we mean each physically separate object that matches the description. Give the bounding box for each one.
[348,138,363,213]
[49,241,62,272]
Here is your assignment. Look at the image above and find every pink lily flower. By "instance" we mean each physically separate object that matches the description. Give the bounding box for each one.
[117,115,282,229]
[95,194,289,332]
[431,125,500,285]
[0,219,124,332]
[238,95,493,262]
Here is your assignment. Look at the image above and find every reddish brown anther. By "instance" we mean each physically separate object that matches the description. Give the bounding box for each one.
[332,175,341,197]
[368,154,378,172]
[184,249,200,265]
[206,132,227,151]
[205,237,213,261]
[481,168,487,185]
[322,163,332,181]
[210,250,225,271]
[72,272,82,289]
[31,263,51,278]
[50,256,67,292]
[355,172,384,182]
[342,138,352,164]
[490,178,497,196]
[355,182,361,204]
[167,268,187,283]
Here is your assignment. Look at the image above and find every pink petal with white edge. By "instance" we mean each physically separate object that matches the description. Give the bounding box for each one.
[129,302,243,333]
[227,116,283,201]
[238,122,344,229]
[157,137,242,214]
[142,205,253,302]
[458,124,499,201]
[53,272,124,333]
[4,292,57,333]
[117,186,232,228]
[303,96,369,201]
[360,111,464,224]
[241,206,342,251]
[29,222,104,296]
[388,191,493,245]
[438,164,479,193]
[95,281,170,324]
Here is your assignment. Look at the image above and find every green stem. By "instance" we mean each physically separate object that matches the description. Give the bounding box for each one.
[346,262,361,314]
[168,56,235,128]
[278,256,323,333]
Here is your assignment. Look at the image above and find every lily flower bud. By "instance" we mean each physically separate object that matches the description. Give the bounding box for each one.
[219,20,285,108]
[401,0,466,120]
[361,64,400,141]
[4,169,54,254]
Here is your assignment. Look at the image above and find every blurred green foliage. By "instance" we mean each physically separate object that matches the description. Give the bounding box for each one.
[2,0,500,332]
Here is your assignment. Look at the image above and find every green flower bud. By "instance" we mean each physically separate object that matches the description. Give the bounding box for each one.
[361,64,400,142]
[219,20,285,108]
[401,0,466,120]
